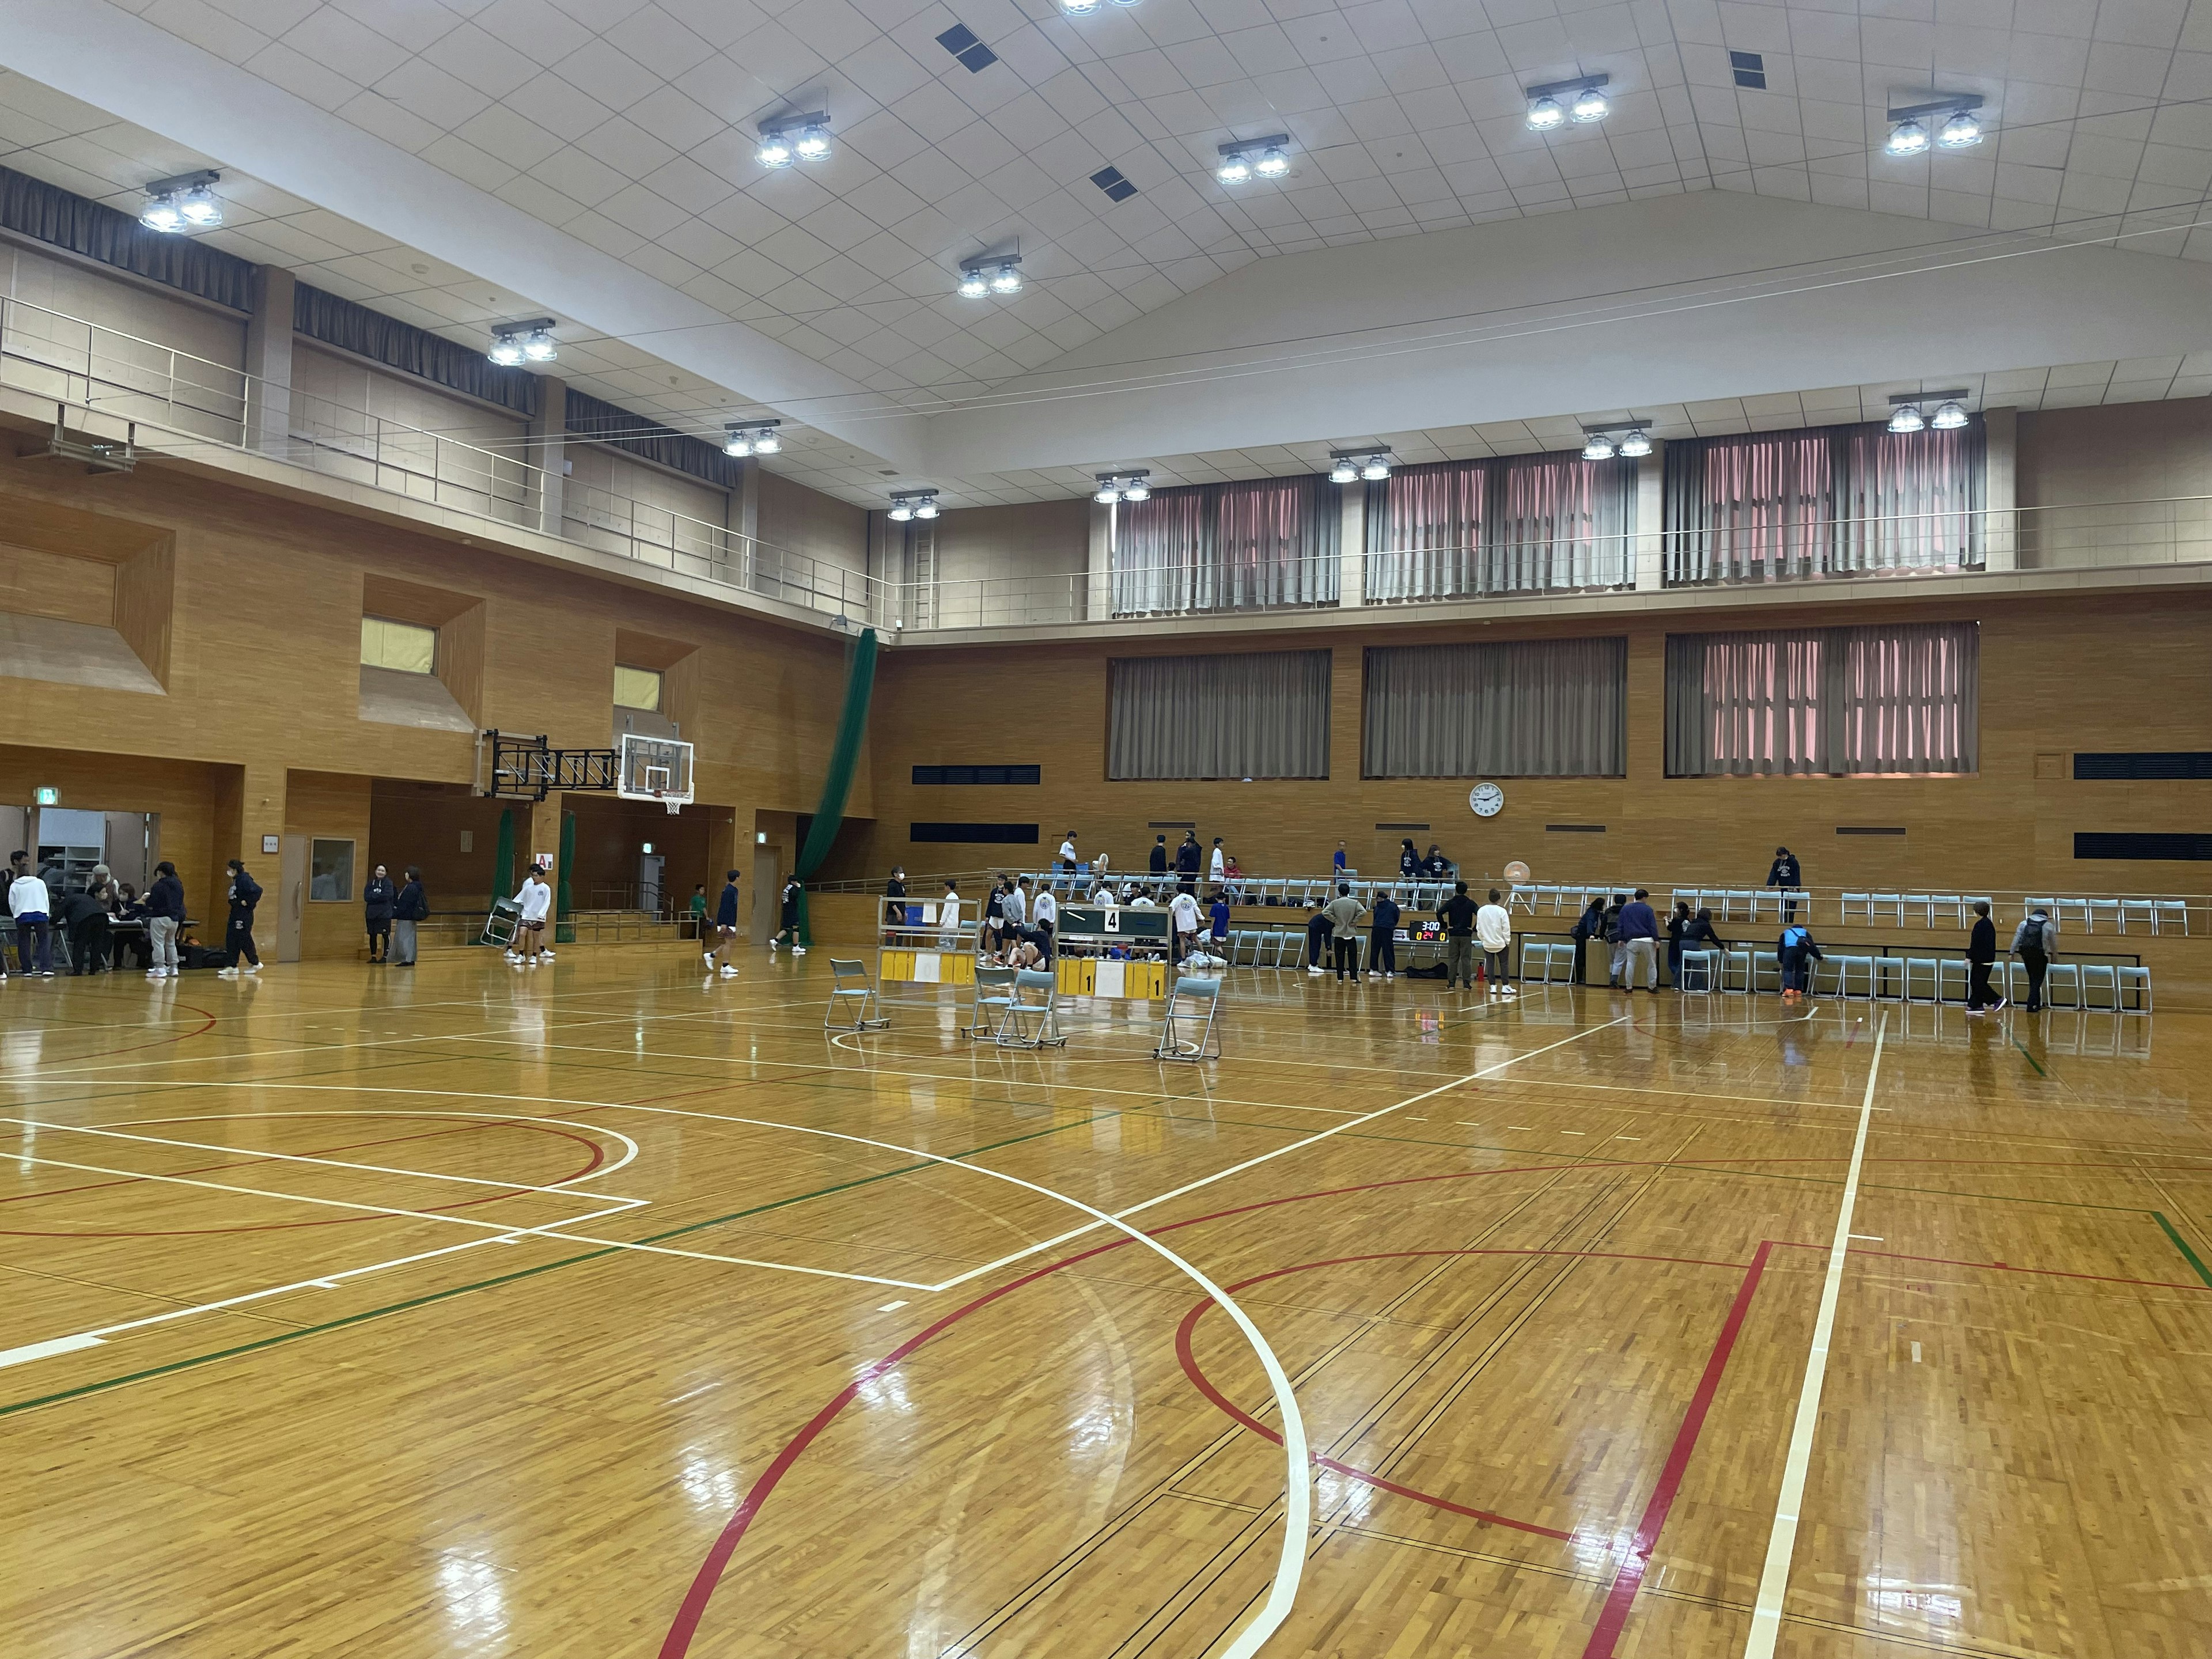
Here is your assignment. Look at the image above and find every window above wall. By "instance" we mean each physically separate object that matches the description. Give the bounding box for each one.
[613,664,662,711]
[361,615,435,675]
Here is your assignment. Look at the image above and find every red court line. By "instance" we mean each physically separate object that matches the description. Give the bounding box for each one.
[1581,1241,1773,1658]
[1172,1248,1746,1543]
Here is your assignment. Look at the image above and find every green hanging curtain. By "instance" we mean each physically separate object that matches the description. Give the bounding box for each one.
[793,628,880,946]
[493,808,515,918]
[555,810,576,944]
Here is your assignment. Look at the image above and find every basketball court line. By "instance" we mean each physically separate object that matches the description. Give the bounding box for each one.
[1742,1011,1889,1659]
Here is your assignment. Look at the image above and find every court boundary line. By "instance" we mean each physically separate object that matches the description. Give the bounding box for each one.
[1741,1012,1887,1659]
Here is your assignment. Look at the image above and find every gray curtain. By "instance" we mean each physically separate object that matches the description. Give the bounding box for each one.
[1363,638,1626,777]
[566,387,740,489]
[296,283,541,417]
[1108,650,1331,779]
[1111,476,1340,615]
[0,164,256,313]
[1365,453,1635,600]
[1666,622,1978,776]
[1665,421,1984,584]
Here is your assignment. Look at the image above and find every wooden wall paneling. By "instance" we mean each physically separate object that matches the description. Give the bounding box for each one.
[283,769,371,960]
[112,533,175,684]
[0,743,220,912]
[367,783,506,912]
[0,542,115,625]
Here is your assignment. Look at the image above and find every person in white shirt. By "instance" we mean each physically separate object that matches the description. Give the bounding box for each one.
[1169,888,1202,966]
[937,881,961,950]
[1475,888,1516,997]
[1058,831,1078,870]
[8,869,54,977]
[1031,885,1059,960]
[1209,838,1225,882]
[509,869,553,965]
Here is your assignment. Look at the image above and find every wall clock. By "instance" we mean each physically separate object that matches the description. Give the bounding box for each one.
[1469,782,1504,817]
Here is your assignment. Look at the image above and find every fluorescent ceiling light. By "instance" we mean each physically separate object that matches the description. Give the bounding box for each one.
[1525,95,1565,131]
[1930,400,1969,430]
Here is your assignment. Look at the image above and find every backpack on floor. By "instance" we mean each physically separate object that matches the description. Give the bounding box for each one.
[1406,960,1450,979]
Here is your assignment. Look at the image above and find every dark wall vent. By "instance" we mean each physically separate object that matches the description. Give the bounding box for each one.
[910,822,1037,844]
[2074,752,2212,779]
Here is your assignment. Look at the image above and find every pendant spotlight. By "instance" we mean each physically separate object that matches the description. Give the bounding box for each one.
[1887,92,1984,157]
[1093,471,1151,503]
[757,111,832,169]
[1217,134,1293,184]
[1887,390,1972,433]
[887,489,940,522]
[487,318,558,366]
[1527,73,1609,131]
[957,249,1022,298]
[1330,450,1391,483]
[1580,419,1654,460]
[139,169,224,233]
[722,419,782,457]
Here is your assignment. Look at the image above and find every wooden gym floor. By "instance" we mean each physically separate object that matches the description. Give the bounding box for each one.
[1,950,2208,1659]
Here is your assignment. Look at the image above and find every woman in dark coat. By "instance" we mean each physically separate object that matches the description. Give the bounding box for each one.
[363,864,397,963]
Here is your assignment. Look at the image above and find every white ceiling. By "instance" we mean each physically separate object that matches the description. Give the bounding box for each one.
[0,0,2209,507]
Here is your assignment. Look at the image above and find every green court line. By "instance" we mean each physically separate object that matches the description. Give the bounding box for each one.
[2153,1212,2212,1288]
[2011,1036,2048,1077]
[0,1111,1115,1419]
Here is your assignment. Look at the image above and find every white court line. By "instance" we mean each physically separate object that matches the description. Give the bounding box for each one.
[0,1150,930,1290]
[1741,1010,1888,1659]
[104,1109,646,1183]
[0,1118,651,1205]
[0,1334,103,1370]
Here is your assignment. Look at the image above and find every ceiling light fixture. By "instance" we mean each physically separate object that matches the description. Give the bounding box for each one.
[1093,469,1152,504]
[1328,457,1358,484]
[487,317,557,367]
[1887,92,1983,157]
[723,419,782,457]
[1887,403,1926,433]
[1331,449,1392,482]
[757,111,831,169]
[1060,0,1101,11]
[1930,400,1970,430]
[1888,389,1971,433]
[1527,73,1609,132]
[1581,419,1656,460]
[139,169,222,233]
[1218,134,1292,184]
[888,489,940,522]
[958,249,1022,297]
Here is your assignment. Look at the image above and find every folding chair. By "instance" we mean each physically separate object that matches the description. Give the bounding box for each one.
[2078,963,2120,1011]
[2153,897,2189,935]
[1902,957,1941,1003]
[2056,897,2092,933]
[1677,948,1721,994]
[2119,899,2154,934]
[997,967,1067,1048]
[2117,964,2153,1013]
[1870,893,1906,925]
[1930,895,1964,926]
[1721,948,1755,993]
[2086,899,2120,934]
[1840,892,1872,924]
[1154,975,1223,1060]
[961,965,1019,1039]
[1902,895,1934,927]
[825,957,890,1031]
[1748,949,1781,993]
[2043,962,2082,1008]
[1832,955,1876,999]
[1937,959,1971,1003]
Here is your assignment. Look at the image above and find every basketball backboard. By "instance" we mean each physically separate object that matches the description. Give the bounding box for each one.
[618,733,694,813]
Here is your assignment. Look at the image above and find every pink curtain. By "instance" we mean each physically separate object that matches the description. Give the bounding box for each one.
[1366,454,1633,599]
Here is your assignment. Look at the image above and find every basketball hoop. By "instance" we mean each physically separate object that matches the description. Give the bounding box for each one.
[653,790,681,817]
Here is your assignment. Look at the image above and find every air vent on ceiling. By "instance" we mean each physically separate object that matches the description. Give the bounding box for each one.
[1089,165,1138,202]
[2074,751,2212,780]
[935,24,998,72]
[2074,832,2212,861]
[1730,50,1766,89]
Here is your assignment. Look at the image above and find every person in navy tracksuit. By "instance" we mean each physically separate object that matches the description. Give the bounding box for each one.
[221,859,263,976]
[706,870,741,976]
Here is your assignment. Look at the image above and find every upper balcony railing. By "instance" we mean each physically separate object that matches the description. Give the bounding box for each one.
[2,290,2206,638]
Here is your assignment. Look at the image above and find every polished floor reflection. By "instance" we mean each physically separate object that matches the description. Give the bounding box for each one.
[1,953,2206,1658]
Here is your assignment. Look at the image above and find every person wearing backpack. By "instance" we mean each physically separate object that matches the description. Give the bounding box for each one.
[2011,906,2058,1010]
[1777,920,1823,1001]
[217,859,264,978]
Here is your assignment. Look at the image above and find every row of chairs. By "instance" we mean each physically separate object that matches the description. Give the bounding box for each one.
[2017,895,2190,934]
[949,961,1222,1058]
[1646,947,2152,1010]
[1017,870,1459,909]
[1835,892,1993,926]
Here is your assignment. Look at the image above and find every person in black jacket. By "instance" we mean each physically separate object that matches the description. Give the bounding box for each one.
[1398,839,1419,879]
[1569,897,1606,985]
[1174,831,1201,894]
[56,887,111,975]
[1304,899,1333,976]
[1965,900,2002,1012]
[219,859,263,977]
[391,867,427,966]
[144,861,185,979]
[1149,835,1168,877]
[1437,881,1479,989]
[1368,888,1402,979]
[1767,846,1802,922]
[363,865,397,962]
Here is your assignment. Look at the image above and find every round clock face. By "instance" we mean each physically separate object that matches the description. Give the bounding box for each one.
[1469,782,1504,817]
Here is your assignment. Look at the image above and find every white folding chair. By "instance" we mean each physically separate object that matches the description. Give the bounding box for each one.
[2086,899,2120,934]
[2153,898,2189,935]
[961,965,1019,1039]
[825,957,890,1031]
[2119,899,2154,934]
[2078,963,2119,1011]
[997,967,1067,1048]
[2117,965,2153,1013]
[1678,948,1721,994]
[1840,892,1872,924]
[1903,957,1941,1003]
[1154,975,1223,1060]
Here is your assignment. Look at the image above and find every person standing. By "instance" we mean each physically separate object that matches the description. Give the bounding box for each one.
[144,859,184,980]
[1965,900,2002,1012]
[1209,838,1226,884]
[1681,906,1728,989]
[1569,896,1606,985]
[1175,831,1201,895]
[1602,893,1629,987]
[1332,841,1348,879]
[1031,881,1059,961]
[2011,905,2057,1011]
[1476,888,1516,998]
[688,883,709,940]
[883,866,908,933]
[8,862,53,977]
[1617,889,1660,992]
[938,880,961,950]
[1438,880,1479,990]
[363,864,396,963]
[1304,897,1333,978]
[1207,888,1232,961]
[771,876,805,955]
[1399,839,1419,880]
[1149,834,1169,885]
[1058,831,1078,871]
[390,867,426,966]
[1767,846,1802,923]
[1324,882,1364,980]
[1368,887,1400,979]
[705,869,741,976]
[508,866,552,965]
[1665,900,1693,988]
[217,859,263,978]
[1169,885,1202,967]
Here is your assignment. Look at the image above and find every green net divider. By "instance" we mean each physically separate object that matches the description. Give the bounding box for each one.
[794,627,880,947]
[555,810,577,944]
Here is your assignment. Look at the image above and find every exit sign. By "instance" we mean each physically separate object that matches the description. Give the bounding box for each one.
[33,786,57,806]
